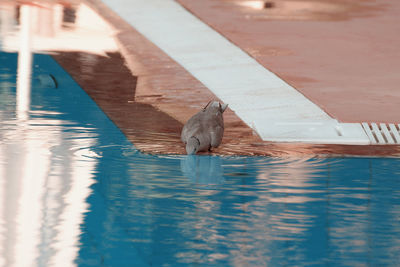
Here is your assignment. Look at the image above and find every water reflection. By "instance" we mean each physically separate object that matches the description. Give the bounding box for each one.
[0,52,99,266]
[82,149,400,266]
[0,1,117,55]
[0,121,96,267]
[0,0,118,121]
[180,155,225,185]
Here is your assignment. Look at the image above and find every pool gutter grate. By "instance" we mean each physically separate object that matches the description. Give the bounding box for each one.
[361,122,400,144]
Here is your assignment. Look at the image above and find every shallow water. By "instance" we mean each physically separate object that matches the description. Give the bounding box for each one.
[0,51,400,266]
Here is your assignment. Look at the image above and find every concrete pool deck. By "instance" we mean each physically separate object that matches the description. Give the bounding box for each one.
[58,0,400,156]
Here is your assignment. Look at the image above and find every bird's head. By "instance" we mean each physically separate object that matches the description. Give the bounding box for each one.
[186,136,200,155]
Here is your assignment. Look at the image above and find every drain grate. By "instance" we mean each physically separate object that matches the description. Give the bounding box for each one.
[361,123,400,144]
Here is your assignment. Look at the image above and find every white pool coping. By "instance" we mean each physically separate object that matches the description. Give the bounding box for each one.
[102,0,370,145]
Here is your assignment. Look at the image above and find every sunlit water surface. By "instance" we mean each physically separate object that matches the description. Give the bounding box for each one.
[1,4,400,266]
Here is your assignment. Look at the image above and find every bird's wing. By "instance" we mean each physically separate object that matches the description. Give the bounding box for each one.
[210,125,224,148]
[181,112,203,143]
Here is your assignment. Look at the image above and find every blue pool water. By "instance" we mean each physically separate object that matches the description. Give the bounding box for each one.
[1,52,400,266]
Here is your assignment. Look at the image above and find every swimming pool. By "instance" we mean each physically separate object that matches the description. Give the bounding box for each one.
[1,51,400,266]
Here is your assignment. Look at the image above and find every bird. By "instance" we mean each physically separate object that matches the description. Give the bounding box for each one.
[181,101,228,154]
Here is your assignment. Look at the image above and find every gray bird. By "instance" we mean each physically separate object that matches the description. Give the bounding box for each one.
[181,101,228,154]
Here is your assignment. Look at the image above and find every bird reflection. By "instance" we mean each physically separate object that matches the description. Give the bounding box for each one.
[180,155,225,185]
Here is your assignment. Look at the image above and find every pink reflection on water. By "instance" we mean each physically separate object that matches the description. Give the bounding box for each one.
[0,1,116,265]
[0,115,97,266]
